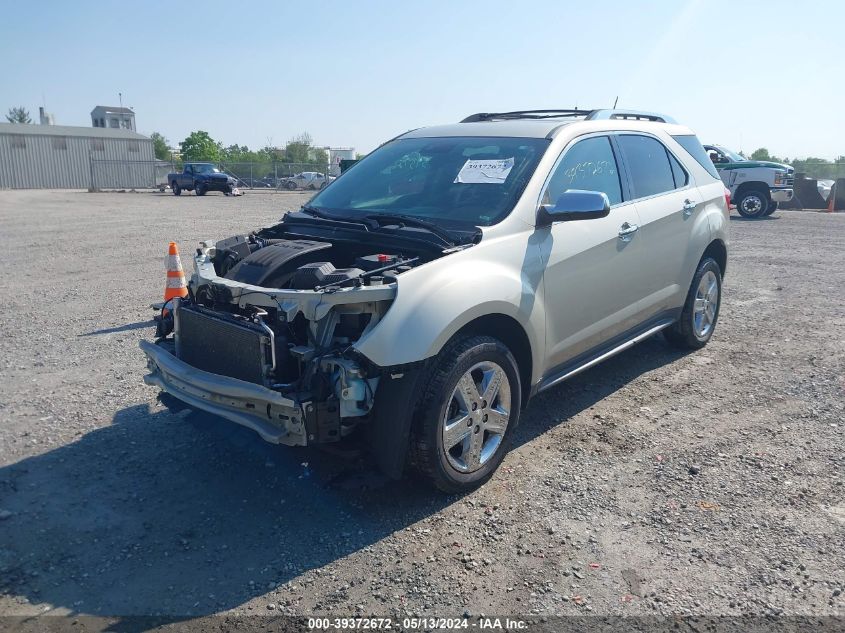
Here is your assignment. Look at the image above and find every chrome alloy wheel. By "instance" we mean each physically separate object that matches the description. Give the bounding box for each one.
[441,361,511,473]
[741,194,764,215]
[693,270,719,338]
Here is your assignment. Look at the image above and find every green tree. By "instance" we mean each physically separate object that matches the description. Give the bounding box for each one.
[312,147,328,166]
[150,132,171,160]
[5,106,31,124]
[283,132,315,163]
[751,147,784,163]
[179,130,222,162]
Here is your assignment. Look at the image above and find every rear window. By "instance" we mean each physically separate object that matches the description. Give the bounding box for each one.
[617,135,675,199]
[672,134,720,179]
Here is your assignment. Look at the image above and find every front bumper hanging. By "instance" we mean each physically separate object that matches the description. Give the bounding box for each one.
[140,339,309,446]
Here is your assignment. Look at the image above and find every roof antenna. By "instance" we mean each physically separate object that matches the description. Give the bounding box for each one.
[612,96,619,109]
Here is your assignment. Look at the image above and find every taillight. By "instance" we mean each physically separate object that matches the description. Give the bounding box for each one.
[724,187,732,211]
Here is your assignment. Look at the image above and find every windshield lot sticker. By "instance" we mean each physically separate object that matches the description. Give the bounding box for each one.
[454,157,514,184]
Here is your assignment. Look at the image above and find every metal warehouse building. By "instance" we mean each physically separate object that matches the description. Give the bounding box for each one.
[0,123,154,189]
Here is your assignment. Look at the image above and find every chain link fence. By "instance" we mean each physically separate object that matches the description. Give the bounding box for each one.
[90,158,335,191]
[794,161,845,182]
[218,162,333,189]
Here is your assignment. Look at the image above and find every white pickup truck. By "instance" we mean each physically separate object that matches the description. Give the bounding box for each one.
[704,145,794,218]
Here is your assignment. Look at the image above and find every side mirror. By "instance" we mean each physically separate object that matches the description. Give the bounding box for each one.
[537,189,611,226]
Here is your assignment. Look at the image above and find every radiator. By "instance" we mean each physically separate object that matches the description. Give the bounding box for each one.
[176,305,269,385]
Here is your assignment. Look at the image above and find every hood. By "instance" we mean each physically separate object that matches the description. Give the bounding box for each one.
[720,160,792,171]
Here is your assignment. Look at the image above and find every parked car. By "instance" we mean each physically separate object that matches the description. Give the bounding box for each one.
[168,163,236,196]
[142,108,729,492]
[279,172,333,190]
[703,145,794,218]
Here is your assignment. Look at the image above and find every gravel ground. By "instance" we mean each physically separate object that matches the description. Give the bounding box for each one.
[0,190,843,619]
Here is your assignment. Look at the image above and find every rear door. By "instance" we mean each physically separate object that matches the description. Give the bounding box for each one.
[538,134,648,371]
[615,133,711,317]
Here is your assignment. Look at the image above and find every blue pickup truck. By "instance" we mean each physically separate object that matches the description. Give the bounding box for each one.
[168,163,236,196]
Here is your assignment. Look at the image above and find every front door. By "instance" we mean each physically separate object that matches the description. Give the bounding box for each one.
[537,135,648,372]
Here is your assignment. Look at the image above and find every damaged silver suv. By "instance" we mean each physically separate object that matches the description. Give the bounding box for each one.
[141,109,729,492]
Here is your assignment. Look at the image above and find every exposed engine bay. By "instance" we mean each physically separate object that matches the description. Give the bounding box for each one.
[143,215,464,447]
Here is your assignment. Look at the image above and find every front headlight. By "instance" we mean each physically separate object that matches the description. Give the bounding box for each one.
[774,171,786,186]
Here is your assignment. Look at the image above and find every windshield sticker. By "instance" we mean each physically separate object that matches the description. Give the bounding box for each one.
[454,157,514,184]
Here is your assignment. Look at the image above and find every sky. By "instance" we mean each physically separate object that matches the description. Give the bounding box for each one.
[1,0,843,159]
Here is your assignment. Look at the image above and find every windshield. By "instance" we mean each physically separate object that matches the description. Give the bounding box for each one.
[192,164,220,174]
[717,147,746,162]
[307,136,549,227]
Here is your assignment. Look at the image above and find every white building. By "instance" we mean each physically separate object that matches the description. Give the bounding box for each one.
[91,105,136,131]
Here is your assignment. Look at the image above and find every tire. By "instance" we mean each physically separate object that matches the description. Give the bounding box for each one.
[763,200,778,216]
[285,180,297,191]
[736,189,769,218]
[171,181,181,196]
[195,182,206,196]
[664,257,722,350]
[410,335,521,493]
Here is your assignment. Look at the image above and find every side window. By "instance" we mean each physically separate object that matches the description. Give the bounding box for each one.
[544,136,623,206]
[668,152,688,188]
[617,135,675,199]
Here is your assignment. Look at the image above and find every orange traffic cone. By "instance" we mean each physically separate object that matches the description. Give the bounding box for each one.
[164,241,188,309]
[828,182,836,213]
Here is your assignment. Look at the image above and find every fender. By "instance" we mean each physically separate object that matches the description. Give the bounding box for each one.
[353,229,547,388]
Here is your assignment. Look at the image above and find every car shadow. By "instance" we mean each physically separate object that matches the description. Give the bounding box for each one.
[509,336,687,449]
[0,402,452,623]
[0,337,686,622]
[79,320,156,336]
[729,215,781,221]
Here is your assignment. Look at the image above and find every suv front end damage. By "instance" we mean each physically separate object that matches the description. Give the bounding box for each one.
[141,233,409,447]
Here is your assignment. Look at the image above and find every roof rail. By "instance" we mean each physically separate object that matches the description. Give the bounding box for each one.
[460,109,593,123]
[585,109,676,124]
[461,108,677,124]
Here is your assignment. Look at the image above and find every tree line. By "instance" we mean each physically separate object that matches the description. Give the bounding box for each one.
[747,148,845,180]
[151,130,328,168]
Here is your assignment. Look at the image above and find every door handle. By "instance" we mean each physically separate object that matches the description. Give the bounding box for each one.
[682,199,696,216]
[618,222,639,241]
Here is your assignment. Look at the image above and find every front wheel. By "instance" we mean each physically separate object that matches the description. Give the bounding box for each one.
[736,189,769,218]
[664,257,722,350]
[195,182,206,196]
[411,335,521,493]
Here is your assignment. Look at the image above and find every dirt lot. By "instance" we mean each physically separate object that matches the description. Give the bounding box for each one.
[0,190,843,620]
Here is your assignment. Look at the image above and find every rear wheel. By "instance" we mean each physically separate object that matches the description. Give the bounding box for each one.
[411,335,521,493]
[171,181,181,196]
[664,257,722,350]
[736,189,769,218]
